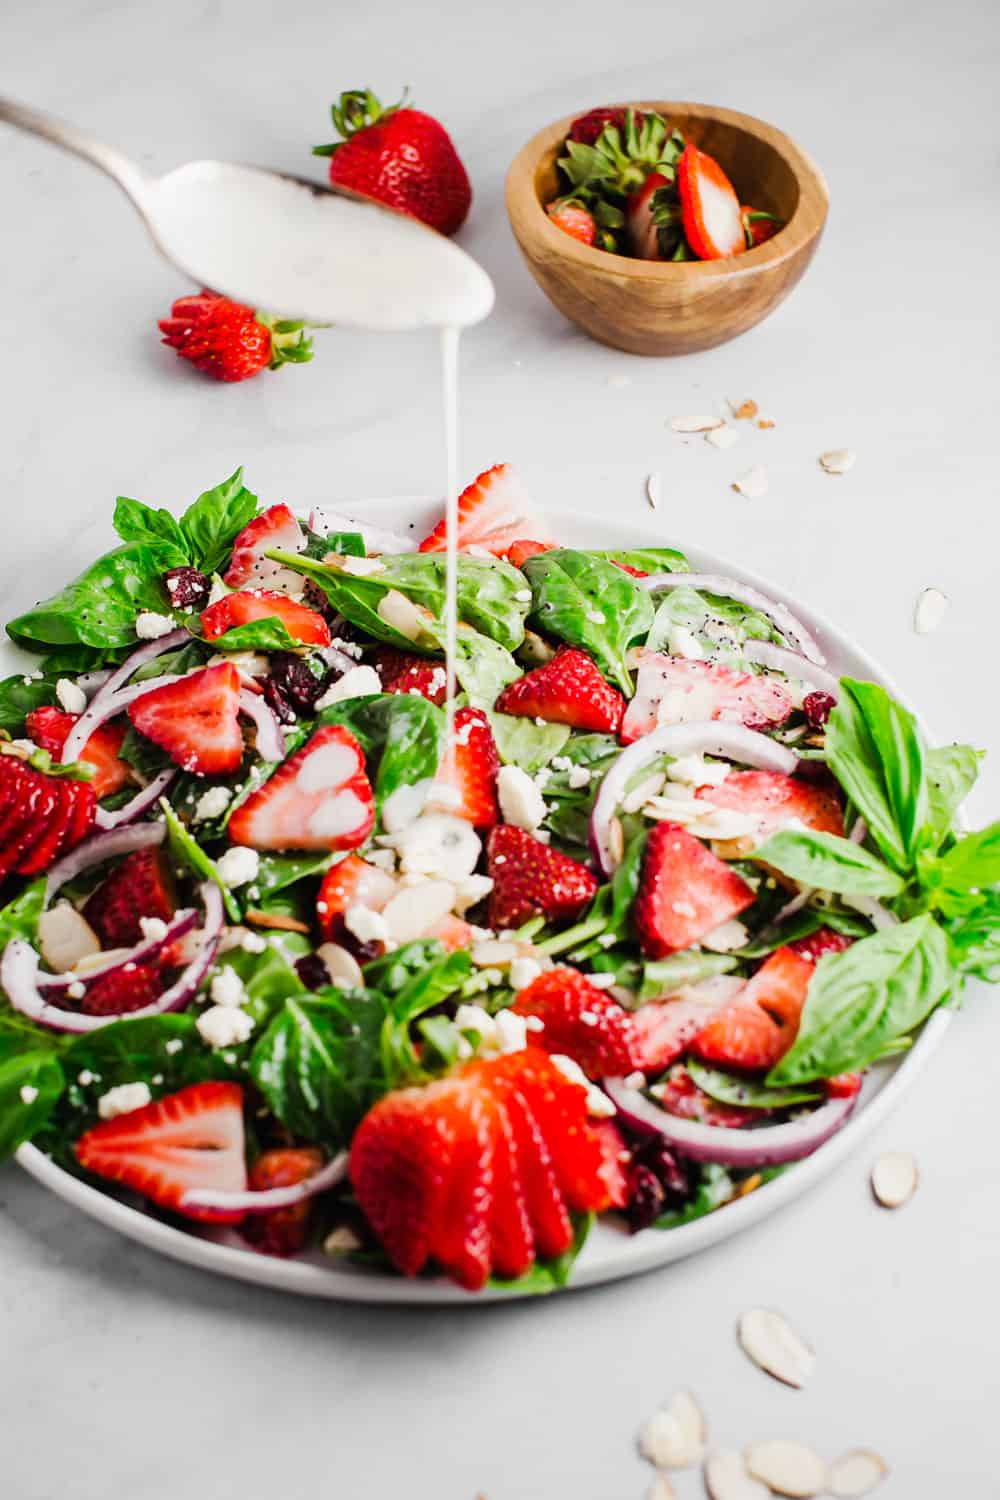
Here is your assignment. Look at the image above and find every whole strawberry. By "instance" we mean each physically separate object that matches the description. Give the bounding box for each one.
[568,106,648,146]
[313,87,471,236]
[158,290,314,383]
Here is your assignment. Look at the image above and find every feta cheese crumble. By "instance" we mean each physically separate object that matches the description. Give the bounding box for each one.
[134,611,176,640]
[497,764,547,832]
[19,1084,39,1105]
[193,785,233,823]
[215,846,260,888]
[551,1054,616,1118]
[56,678,87,715]
[98,1082,152,1120]
[139,916,169,943]
[210,967,248,1008]
[196,1006,255,1048]
[314,665,382,709]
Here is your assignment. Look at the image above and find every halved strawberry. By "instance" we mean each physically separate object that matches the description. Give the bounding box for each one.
[433,707,499,827]
[241,1146,326,1257]
[201,589,331,648]
[689,946,815,1071]
[128,662,244,776]
[374,647,447,705]
[626,169,673,259]
[487,1067,573,1259]
[228,724,374,852]
[546,199,597,246]
[592,1119,630,1208]
[224,503,305,590]
[83,847,176,948]
[695,771,845,842]
[487,825,598,930]
[495,647,625,733]
[742,205,781,247]
[25,706,130,800]
[505,539,554,569]
[316,852,396,941]
[789,928,854,963]
[417,464,551,557]
[652,1065,757,1127]
[512,967,637,1078]
[16,776,81,876]
[676,143,744,260]
[634,822,755,958]
[74,1081,248,1223]
[0,774,62,879]
[631,983,743,1072]
[79,961,164,1017]
[621,651,793,743]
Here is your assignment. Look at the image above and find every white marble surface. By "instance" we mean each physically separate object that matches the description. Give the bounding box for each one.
[2,1,998,1495]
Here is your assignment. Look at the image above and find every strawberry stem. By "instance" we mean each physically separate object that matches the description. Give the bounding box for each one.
[312,85,411,157]
[254,313,315,370]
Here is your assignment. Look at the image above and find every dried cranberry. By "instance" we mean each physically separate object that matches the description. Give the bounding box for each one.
[803,691,836,729]
[625,1164,667,1233]
[295,953,331,991]
[636,1138,689,1201]
[163,566,210,609]
[270,652,328,713]
[263,677,297,725]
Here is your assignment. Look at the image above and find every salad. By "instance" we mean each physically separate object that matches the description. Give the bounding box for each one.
[0,462,996,1294]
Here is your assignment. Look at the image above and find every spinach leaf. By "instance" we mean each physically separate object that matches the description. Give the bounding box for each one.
[768,915,954,1083]
[925,744,982,845]
[250,989,387,1149]
[178,468,259,575]
[251,852,335,901]
[686,1060,822,1111]
[826,679,928,874]
[160,799,242,922]
[7,542,176,652]
[119,725,173,778]
[421,619,519,710]
[591,547,688,574]
[209,618,304,654]
[751,830,905,899]
[487,713,570,772]
[0,671,59,733]
[0,1040,65,1159]
[318,694,444,815]
[113,496,188,560]
[523,549,653,694]
[303,527,365,558]
[647,585,778,654]
[363,939,447,996]
[380,948,472,1085]
[0,877,47,949]
[213,940,307,1031]
[267,552,420,650]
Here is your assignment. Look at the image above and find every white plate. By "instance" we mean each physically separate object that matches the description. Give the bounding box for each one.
[12,499,953,1303]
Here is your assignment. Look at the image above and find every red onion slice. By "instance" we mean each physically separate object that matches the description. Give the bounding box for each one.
[61,674,186,765]
[94,769,177,830]
[308,506,417,555]
[2,881,224,1033]
[589,722,800,874]
[180,1149,349,1214]
[82,628,190,720]
[238,689,286,762]
[741,640,840,697]
[76,667,114,696]
[45,821,166,904]
[38,906,199,991]
[605,1078,858,1166]
[843,894,897,930]
[638,573,826,666]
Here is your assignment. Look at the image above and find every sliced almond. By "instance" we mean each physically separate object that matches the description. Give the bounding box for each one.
[637,1390,706,1469]
[819,448,856,475]
[706,424,739,450]
[671,414,724,433]
[381,880,457,944]
[38,903,101,973]
[828,1449,889,1497]
[737,1307,816,1388]
[745,1440,829,1498]
[871,1150,919,1208]
[704,1449,771,1500]
[244,908,311,933]
[377,588,431,642]
[471,939,520,967]
[730,399,759,420]
[757,417,775,429]
[646,472,662,509]
[608,815,624,866]
[316,942,364,990]
[913,586,948,635]
[732,465,768,499]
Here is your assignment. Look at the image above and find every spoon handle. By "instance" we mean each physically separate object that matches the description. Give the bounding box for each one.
[0,96,150,207]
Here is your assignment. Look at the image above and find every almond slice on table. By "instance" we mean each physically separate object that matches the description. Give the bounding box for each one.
[646,472,662,509]
[871,1151,919,1208]
[819,449,856,474]
[706,425,739,450]
[913,586,949,635]
[744,1440,829,1498]
[704,1449,771,1500]
[730,399,759,420]
[671,414,724,433]
[732,466,768,499]
[737,1307,816,1388]
[828,1449,889,1497]
[637,1390,706,1469]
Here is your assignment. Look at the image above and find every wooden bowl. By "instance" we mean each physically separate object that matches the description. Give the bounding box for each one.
[505,101,828,356]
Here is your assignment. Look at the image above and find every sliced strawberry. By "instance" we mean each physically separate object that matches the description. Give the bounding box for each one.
[65,773,99,850]
[695,771,845,841]
[612,561,649,578]
[826,1072,862,1098]
[653,1066,758,1126]
[0,775,62,879]
[317,853,396,941]
[634,822,755,958]
[79,962,164,1017]
[690,947,815,1070]
[483,1087,535,1279]
[495,647,625,733]
[83,847,176,948]
[789,928,854,963]
[201,589,331,648]
[433,707,498,827]
[631,985,742,1072]
[487,825,598,930]
[241,1146,326,1257]
[374,647,447,705]
[676,143,744,260]
[74,1081,248,1223]
[488,1071,573,1260]
[621,651,793,743]
[26,706,130,800]
[547,199,597,246]
[505,539,554,569]
[592,1120,630,1209]
[16,778,79,876]
[128,662,244,776]
[426,1081,495,1290]
[742,205,781,247]
[626,169,672,259]
[224,503,305,590]
[228,724,374,852]
[512,968,637,1078]
[417,464,551,557]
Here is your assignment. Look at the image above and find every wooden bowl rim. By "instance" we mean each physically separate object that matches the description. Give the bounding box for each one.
[505,99,829,282]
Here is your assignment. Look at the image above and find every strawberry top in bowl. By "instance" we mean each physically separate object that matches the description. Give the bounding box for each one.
[505,100,829,355]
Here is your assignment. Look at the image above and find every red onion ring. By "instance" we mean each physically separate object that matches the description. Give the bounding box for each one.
[82,628,190,717]
[849,817,869,845]
[94,769,177,830]
[843,894,897,930]
[604,1078,858,1166]
[76,667,114,696]
[308,507,417,555]
[638,573,826,666]
[740,640,840,697]
[37,906,199,991]
[61,674,186,765]
[238,689,286,762]
[45,821,167,904]
[590,722,800,875]
[180,1149,349,1214]
[2,881,224,1033]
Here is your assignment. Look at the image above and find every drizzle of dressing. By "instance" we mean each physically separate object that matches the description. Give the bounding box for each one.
[440,325,461,766]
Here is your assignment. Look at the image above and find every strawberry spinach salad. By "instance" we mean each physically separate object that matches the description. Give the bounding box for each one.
[0,463,997,1293]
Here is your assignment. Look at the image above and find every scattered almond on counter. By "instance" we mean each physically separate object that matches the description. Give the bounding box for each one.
[671,414,724,432]
[871,1151,919,1208]
[828,1449,889,1497]
[732,465,768,498]
[744,1439,829,1498]
[706,424,740,449]
[638,1390,706,1469]
[646,473,661,509]
[704,1449,771,1500]
[730,399,758,419]
[757,417,775,429]
[819,448,856,474]
[737,1307,816,1388]
[913,586,949,635]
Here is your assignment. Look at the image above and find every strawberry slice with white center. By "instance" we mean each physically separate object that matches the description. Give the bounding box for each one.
[201,588,331,647]
[695,770,845,843]
[620,651,793,743]
[74,1082,248,1223]
[128,662,244,776]
[430,706,499,826]
[224,503,306,592]
[228,723,374,851]
[676,144,745,260]
[626,170,673,259]
[418,464,551,556]
[633,822,755,958]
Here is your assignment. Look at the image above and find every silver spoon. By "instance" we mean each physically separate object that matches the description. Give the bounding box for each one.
[0,96,494,330]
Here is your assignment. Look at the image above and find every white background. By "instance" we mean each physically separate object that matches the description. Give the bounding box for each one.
[2,1,998,1495]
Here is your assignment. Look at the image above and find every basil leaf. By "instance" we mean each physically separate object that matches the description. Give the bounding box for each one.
[934,822,1000,893]
[947,892,1000,980]
[250,989,386,1149]
[751,830,905,898]
[0,670,59,733]
[0,1044,65,1158]
[768,915,954,1083]
[686,1059,821,1111]
[523,549,653,694]
[113,496,188,560]
[7,542,176,651]
[209,617,303,654]
[160,799,242,922]
[178,468,259,575]
[925,744,982,845]
[318,694,444,816]
[487,712,570,772]
[826,679,928,874]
